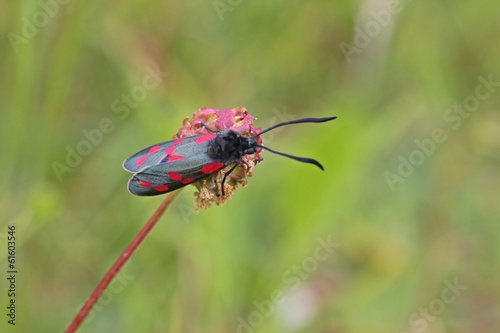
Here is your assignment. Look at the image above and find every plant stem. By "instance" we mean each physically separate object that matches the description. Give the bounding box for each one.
[65,191,180,333]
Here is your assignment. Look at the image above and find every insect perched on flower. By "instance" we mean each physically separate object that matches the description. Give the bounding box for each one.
[123,107,336,208]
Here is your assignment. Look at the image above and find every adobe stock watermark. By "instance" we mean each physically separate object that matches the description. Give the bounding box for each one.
[236,235,339,333]
[8,0,73,53]
[52,66,168,181]
[260,106,297,144]
[400,277,467,333]
[385,74,499,192]
[213,0,244,21]
[177,106,296,224]
[340,0,411,63]
[75,262,135,325]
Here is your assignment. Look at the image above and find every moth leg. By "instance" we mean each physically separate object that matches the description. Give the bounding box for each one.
[220,164,238,196]
[201,123,218,133]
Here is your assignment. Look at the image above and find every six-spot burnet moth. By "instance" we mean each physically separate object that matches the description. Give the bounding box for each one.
[123,116,337,196]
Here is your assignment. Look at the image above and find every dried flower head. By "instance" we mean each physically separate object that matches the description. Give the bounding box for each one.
[174,107,262,209]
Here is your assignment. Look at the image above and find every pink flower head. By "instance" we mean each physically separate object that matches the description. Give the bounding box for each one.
[174,107,262,209]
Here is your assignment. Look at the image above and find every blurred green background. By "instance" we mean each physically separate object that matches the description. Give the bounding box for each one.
[1,1,499,332]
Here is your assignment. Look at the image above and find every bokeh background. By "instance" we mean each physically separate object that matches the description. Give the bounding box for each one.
[1,1,499,332]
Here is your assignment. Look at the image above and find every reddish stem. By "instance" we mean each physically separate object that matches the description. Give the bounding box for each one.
[65,191,180,333]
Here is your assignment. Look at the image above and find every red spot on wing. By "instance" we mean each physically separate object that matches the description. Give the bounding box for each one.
[135,156,148,167]
[201,162,224,174]
[174,138,185,144]
[148,145,161,154]
[167,154,185,162]
[168,172,183,181]
[181,178,194,184]
[139,180,152,188]
[195,133,217,143]
[165,145,176,155]
[154,184,169,192]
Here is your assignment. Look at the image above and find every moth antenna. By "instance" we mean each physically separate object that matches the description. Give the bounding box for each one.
[252,116,336,138]
[255,144,324,170]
